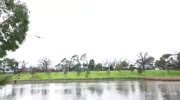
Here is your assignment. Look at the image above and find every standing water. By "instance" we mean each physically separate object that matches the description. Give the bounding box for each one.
[0,80,180,100]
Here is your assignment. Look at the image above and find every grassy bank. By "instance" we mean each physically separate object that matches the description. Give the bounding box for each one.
[0,75,11,85]
[8,70,180,81]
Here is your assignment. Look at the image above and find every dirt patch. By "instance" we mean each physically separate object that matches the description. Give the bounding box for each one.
[144,77,180,81]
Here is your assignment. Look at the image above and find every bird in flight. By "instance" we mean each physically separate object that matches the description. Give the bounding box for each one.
[34,35,43,39]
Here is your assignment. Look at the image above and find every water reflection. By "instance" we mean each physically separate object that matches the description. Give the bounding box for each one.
[116,82,129,97]
[41,89,49,95]
[158,82,180,100]
[95,84,104,96]
[131,83,135,94]
[19,87,25,96]
[30,84,40,95]
[6,85,16,98]
[87,86,95,94]
[0,81,180,100]
[138,81,159,100]
[64,89,72,94]
[75,83,82,99]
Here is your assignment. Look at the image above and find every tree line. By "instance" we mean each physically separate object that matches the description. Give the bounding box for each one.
[1,52,180,75]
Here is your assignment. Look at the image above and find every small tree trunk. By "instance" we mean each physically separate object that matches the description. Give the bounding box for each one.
[45,66,48,72]
[137,67,142,74]
[3,69,5,74]
[14,68,16,74]
[142,65,145,72]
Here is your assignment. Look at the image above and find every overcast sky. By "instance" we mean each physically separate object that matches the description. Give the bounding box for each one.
[7,0,180,66]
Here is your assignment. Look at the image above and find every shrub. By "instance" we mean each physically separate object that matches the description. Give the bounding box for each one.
[137,67,142,74]
[130,67,135,72]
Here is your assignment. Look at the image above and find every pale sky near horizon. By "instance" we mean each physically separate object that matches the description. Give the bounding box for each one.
[6,0,180,66]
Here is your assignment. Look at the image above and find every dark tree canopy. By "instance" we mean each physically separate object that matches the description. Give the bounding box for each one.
[0,0,29,57]
[115,60,129,71]
[120,60,129,68]
[155,53,174,70]
[162,54,172,59]
[3,58,18,74]
[88,59,95,71]
[155,58,166,70]
[95,63,102,71]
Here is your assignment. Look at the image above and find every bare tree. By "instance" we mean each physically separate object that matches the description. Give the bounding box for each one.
[136,52,154,72]
[39,57,51,72]
[80,53,88,71]
[19,60,28,73]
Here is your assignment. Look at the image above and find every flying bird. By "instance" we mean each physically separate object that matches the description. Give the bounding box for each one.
[34,35,43,39]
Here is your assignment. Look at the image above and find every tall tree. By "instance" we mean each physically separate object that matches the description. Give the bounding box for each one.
[115,63,123,72]
[0,0,29,57]
[71,55,81,71]
[19,60,28,73]
[177,53,180,63]
[39,57,51,72]
[174,53,180,69]
[95,63,102,71]
[3,58,18,74]
[165,53,180,69]
[155,53,172,70]
[60,58,71,75]
[121,60,129,69]
[136,52,154,72]
[80,53,88,71]
[60,58,67,70]
[155,58,166,70]
[88,59,95,71]
[115,60,129,71]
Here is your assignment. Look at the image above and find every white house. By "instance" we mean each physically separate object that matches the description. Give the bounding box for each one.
[0,65,14,74]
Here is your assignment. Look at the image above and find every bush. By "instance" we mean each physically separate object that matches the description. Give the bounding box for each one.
[137,67,142,74]
[130,67,135,72]
[31,68,36,78]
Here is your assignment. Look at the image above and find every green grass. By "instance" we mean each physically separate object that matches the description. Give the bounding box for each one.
[7,70,180,81]
[0,75,11,85]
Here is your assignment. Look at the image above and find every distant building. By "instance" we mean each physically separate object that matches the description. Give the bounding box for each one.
[134,63,156,70]
[55,63,64,71]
